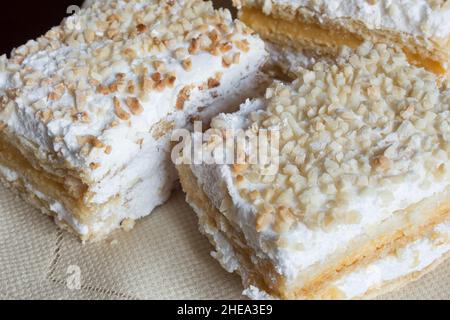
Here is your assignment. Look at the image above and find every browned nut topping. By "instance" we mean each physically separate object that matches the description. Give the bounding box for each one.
[113,97,131,120]
[125,97,144,115]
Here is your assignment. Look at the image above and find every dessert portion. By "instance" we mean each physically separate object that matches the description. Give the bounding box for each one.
[233,0,450,77]
[0,0,267,241]
[178,42,450,299]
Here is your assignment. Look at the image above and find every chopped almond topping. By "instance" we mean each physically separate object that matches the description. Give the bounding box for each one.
[113,97,131,120]
[106,13,120,23]
[136,24,147,33]
[151,120,175,140]
[123,48,137,60]
[222,55,232,68]
[127,80,135,94]
[256,204,274,232]
[182,58,192,71]
[97,85,110,95]
[151,72,162,82]
[104,145,112,155]
[249,190,260,201]
[90,162,101,170]
[207,77,221,89]
[235,39,250,53]
[106,28,119,39]
[47,92,59,101]
[176,86,191,110]
[188,38,200,54]
[219,42,233,53]
[152,61,165,71]
[372,155,391,171]
[36,110,54,123]
[108,82,118,93]
[209,47,221,56]
[141,77,154,93]
[72,111,90,123]
[78,135,105,148]
[165,74,177,88]
[126,97,144,115]
[207,30,219,43]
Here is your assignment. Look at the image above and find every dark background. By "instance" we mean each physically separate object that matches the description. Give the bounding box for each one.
[0,0,84,56]
[0,0,234,56]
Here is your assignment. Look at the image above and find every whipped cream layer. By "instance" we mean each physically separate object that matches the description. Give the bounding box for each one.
[237,0,450,39]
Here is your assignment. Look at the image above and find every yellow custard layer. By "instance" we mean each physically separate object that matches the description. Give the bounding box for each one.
[0,133,89,220]
[240,7,447,76]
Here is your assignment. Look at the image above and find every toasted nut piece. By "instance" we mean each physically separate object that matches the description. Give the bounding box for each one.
[126,97,144,115]
[90,162,101,170]
[235,39,250,52]
[136,24,147,33]
[113,97,131,120]
[188,38,200,54]
[208,77,220,89]
[97,85,110,95]
[182,58,192,71]
[256,204,274,232]
[176,86,191,110]
[372,155,391,170]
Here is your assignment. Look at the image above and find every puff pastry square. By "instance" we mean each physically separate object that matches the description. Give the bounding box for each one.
[178,43,450,299]
[0,0,267,241]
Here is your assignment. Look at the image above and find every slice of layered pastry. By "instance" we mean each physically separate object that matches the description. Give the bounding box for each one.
[178,42,450,299]
[0,0,267,241]
[234,0,450,78]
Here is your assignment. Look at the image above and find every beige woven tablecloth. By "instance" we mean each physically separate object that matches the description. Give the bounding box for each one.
[0,182,449,300]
